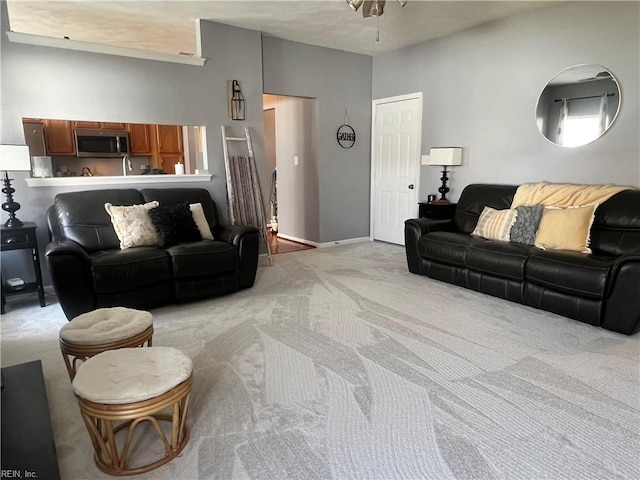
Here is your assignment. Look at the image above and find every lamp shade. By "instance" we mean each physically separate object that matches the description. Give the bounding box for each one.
[428,147,462,166]
[1,145,31,171]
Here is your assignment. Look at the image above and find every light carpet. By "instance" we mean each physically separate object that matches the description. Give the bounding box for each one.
[1,241,639,480]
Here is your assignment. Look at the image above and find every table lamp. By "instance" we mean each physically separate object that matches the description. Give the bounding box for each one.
[1,145,31,228]
[428,147,462,203]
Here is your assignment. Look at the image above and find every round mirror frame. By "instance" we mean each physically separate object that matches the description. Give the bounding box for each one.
[535,64,621,148]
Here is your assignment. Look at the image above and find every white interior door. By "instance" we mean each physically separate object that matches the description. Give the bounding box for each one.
[371,94,422,245]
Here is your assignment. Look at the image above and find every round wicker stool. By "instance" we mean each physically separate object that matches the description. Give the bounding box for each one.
[60,307,153,380]
[72,347,193,476]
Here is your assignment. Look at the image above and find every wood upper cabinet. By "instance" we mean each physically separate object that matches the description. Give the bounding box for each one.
[44,120,75,155]
[156,125,183,153]
[73,121,125,130]
[100,122,126,130]
[73,121,100,129]
[127,123,152,155]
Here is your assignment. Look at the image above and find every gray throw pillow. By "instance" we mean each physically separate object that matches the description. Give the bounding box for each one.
[510,205,544,245]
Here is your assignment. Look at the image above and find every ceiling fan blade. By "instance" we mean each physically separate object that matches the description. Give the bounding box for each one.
[362,0,373,17]
[363,0,385,18]
[346,0,364,12]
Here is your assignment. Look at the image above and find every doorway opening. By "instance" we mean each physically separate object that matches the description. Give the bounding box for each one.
[263,94,319,254]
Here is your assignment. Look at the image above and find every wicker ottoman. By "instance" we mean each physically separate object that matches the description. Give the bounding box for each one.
[72,347,193,476]
[59,307,153,380]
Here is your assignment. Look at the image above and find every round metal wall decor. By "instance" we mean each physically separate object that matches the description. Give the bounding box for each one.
[337,124,356,149]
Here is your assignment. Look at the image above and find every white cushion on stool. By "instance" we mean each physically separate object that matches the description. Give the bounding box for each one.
[60,307,153,345]
[72,347,192,404]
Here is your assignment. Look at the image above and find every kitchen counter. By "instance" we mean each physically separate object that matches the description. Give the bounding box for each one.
[25,173,212,187]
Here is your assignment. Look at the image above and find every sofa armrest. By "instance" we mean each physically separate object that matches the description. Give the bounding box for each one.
[45,240,96,320]
[215,225,260,288]
[404,218,456,274]
[602,254,640,335]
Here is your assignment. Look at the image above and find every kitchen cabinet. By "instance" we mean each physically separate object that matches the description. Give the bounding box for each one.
[44,120,75,155]
[128,123,152,155]
[73,121,101,129]
[155,125,184,174]
[21,119,189,176]
[158,154,183,174]
[73,121,125,130]
[101,122,126,130]
[156,125,183,153]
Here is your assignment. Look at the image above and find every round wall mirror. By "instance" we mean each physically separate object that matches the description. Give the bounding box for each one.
[535,64,621,147]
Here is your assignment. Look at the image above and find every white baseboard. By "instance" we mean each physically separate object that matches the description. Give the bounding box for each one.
[274,233,371,249]
[275,233,319,247]
[318,237,371,248]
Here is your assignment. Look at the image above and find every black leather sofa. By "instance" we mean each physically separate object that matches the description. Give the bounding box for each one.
[405,184,640,335]
[46,187,260,320]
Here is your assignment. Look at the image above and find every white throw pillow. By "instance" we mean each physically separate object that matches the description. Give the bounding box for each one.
[104,201,159,249]
[189,203,214,240]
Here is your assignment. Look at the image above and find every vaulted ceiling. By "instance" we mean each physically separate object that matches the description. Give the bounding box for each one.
[6,1,556,57]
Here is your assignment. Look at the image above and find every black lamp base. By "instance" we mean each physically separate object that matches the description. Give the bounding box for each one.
[437,166,451,203]
[4,217,24,228]
[2,173,24,228]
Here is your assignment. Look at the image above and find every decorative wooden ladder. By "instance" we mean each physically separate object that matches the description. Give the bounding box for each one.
[221,125,273,266]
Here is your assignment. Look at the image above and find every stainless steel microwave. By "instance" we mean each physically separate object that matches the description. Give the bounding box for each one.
[74,130,130,157]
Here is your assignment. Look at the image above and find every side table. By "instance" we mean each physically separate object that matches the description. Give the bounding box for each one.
[418,202,457,219]
[1,222,46,314]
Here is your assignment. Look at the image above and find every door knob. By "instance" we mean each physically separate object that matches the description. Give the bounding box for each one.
[408,184,415,189]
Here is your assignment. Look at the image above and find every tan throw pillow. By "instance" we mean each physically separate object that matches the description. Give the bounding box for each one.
[472,207,518,241]
[104,201,159,249]
[189,203,214,240]
[534,204,597,253]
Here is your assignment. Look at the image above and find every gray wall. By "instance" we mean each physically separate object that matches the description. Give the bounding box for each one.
[262,37,373,243]
[373,1,640,202]
[1,2,264,282]
[271,96,320,243]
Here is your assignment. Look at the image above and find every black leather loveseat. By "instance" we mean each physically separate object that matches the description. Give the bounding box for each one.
[405,184,640,335]
[46,187,259,320]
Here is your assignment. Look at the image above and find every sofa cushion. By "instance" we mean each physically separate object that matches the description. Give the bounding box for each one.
[105,201,159,249]
[510,205,544,245]
[467,241,537,281]
[472,207,518,241]
[525,250,616,299]
[534,204,597,254]
[90,248,172,294]
[454,184,518,234]
[147,202,202,248]
[166,241,239,279]
[419,232,477,267]
[590,190,640,257]
[141,188,218,231]
[54,189,144,252]
[189,203,214,240]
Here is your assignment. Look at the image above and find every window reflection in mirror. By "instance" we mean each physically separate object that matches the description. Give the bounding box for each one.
[21,118,208,177]
[535,64,620,148]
